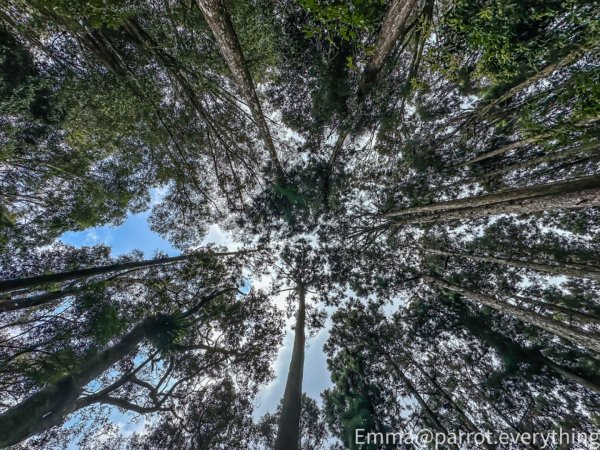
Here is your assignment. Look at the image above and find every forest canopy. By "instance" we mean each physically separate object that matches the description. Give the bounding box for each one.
[0,0,599,449]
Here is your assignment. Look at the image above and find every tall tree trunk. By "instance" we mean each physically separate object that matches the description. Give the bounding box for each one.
[481,141,599,178]
[195,0,285,181]
[0,249,250,295]
[274,285,306,450]
[401,351,481,435]
[425,248,600,280]
[0,316,158,448]
[359,0,419,95]
[0,254,190,294]
[325,0,419,204]
[471,44,589,121]
[379,350,455,441]
[385,175,600,224]
[427,276,600,354]
[454,306,600,395]
[0,285,83,313]
[510,294,600,325]
[456,136,541,167]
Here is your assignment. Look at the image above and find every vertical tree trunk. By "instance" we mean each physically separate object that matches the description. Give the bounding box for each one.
[274,285,306,450]
[385,175,600,224]
[195,0,285,180]
[425,248,600,280]
[0,317,156,448]
[427,276,600,354]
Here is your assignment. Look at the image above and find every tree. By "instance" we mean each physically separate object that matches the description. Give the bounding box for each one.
[0,247,282,448]
[1,0,600,446]
[273,240,331,450]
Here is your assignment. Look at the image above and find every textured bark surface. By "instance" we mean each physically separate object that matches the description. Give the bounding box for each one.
[0,286,80,313]
[427,276,600,354]
[0,253,190,294]
[0,317,155,448]
[195,0,285,180]
[361,0,418,90]
[458,136,541,167]
[482,141,599,178]
[426,248,600,280]
[386,175,600,224]
[274,286,306,450]
[473,45,588,120]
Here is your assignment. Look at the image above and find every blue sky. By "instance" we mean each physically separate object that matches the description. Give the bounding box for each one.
[58,207,333,438]
[61,210,178,258]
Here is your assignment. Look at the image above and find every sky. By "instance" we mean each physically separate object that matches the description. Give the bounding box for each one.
[58,206,334,437]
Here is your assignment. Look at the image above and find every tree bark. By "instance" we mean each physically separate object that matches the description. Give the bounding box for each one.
[274,285,306,450]
[426,276,600,354]
[482,141,599,178]
[0,249,251,295]
[195,0,285,181]
[0,285,82,313]
[454,307,600,395]
[0,254,190,294]
[359,0,419,95]
[0,316,157,448]
[472,45,589,121]
[456,136,541,168]
[385,175,600,224]
[425,248,600,281]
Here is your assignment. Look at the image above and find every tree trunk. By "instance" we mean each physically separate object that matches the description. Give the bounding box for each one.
[427,276,600,354]
[380,351,454,440]
[472,44,589,120]
[402,352,481,434]
[425,248,600,280]
[0,285,82,313]
[510,294,600,325]
[195,0,285,181]
[0,316,157,448]
[385,175,600,224]
[457,136,542,168]
[0,249,250,295]
[0,254,190,294]
[454,306,600,395]
[360,0,419,94]
[482,141,599,178]
[274,285,306,450]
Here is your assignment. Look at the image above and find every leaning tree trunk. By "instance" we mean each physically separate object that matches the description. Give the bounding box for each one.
[274,285,306,450]
[0,316,158,448]
[425,248,600,281]
[379,349,456,443]
[385,174,600,224]
[0,253,191,294]
[0,249,249,295]
[195,0,285,181]
[359,0,418,94]
[454,306,600,395]
[427,276,600,354]
[0,284,84,313]
[326,0,419,204]
[401,351,481,435]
